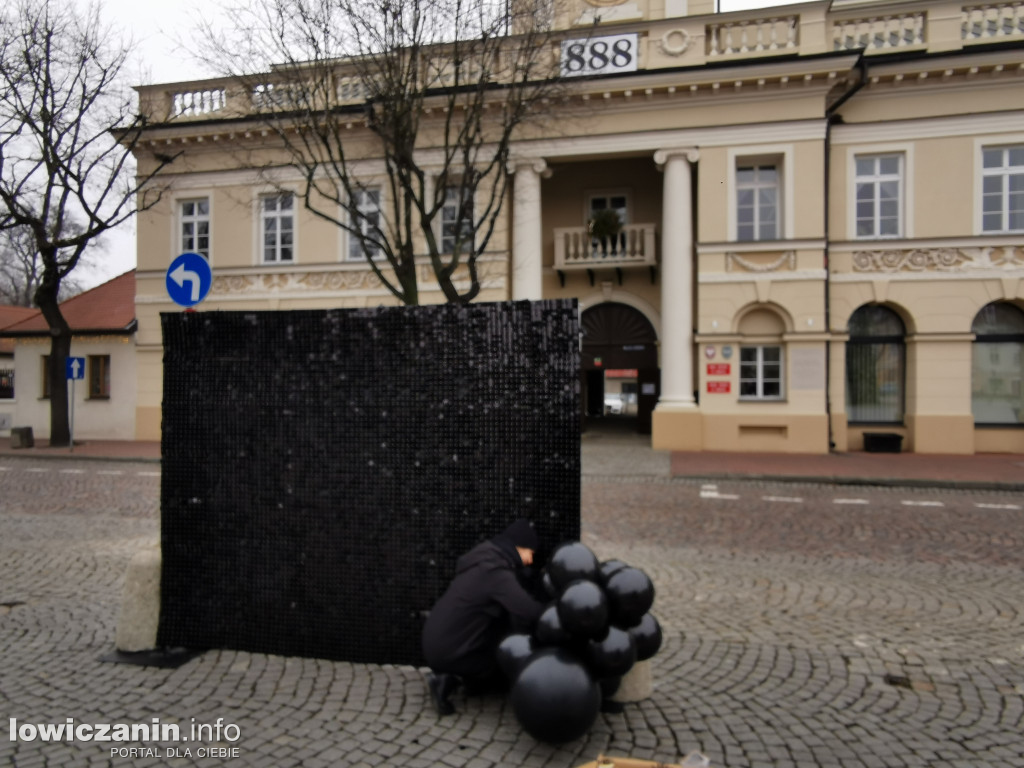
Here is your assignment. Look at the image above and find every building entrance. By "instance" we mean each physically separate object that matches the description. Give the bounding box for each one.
[581,302,659,434]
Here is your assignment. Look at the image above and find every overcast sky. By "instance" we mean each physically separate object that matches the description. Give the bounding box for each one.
[81,0,787,288]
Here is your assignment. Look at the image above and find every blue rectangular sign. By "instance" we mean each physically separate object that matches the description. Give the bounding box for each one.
[66,357,85,380]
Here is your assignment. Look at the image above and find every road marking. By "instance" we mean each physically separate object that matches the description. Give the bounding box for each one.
[901,500,944,507]
[136,471,161,477]
[59,469,85,474]
[834,498,870,505]
[700,491,740,500]
[25,468,49,473]
[763,495,803,503]
[0,466,9,471]
[975,502,1021,510]
[97,470,124,476]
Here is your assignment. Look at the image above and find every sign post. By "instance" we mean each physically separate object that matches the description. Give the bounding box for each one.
[66,357,84,452]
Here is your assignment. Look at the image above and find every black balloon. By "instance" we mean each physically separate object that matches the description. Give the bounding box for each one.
[541,570,558,599]
[629,613,663,661]
[605,567,655,628]
[587,625,637,678]
[510,648,601,743]
[534,604,571,646]
[598,559,629,585]
[547,542,600,591]
[599,675,622,699]
[496,633,536,681]
[557,580,609,641]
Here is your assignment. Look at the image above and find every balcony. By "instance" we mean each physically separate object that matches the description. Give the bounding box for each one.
[553,223,657,285]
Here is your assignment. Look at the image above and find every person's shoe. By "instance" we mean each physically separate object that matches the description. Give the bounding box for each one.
[427,673,458,716]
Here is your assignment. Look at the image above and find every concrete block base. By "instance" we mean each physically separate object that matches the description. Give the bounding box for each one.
[610,659,652,703]
[115,544,161,652]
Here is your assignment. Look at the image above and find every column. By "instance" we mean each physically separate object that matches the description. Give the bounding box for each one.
[654,148,699,409]
[510,159,547,301]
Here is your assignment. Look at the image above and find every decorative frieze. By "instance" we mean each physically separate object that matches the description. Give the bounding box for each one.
[725,250,796,272]
[852,248,972,272]
[208,261,505,297]
[851,246,1024,272]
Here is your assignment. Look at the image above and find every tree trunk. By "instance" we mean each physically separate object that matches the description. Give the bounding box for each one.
[35,268,73,447]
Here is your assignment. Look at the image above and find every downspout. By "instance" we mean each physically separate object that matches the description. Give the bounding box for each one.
[823,55,868,452]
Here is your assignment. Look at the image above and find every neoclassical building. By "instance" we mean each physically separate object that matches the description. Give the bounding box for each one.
[131,0,1024,454]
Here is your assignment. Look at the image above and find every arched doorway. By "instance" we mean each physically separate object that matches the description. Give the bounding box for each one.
[581,302,659,433]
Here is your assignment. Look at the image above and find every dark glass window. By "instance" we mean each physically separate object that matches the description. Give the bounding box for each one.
[846,305,905,424]
[972,303,1024,425]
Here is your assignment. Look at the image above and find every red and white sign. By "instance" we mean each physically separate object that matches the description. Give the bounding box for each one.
[605,369,638,379]
[706,381,731,394]
[706,363,730,376]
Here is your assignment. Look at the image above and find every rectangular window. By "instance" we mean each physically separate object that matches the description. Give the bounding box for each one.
[180,199,210,257]
[262,193,294,263]
[442,187,474,254]
[347,188,382,261]
[982,145,1024,233]
[88,355,110,399]
[855,154,902,238]
[739,345,783,400]
[0,368,13,399]
[736,165,779,242]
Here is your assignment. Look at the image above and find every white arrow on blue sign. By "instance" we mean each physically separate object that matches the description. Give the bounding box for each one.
[66,357,85,380]
[166,252,213,308]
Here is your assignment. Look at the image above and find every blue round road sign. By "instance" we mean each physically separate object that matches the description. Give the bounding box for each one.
[166,252,213,308]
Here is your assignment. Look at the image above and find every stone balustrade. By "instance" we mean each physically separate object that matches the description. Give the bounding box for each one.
[553,224,657,271]
[135,0,1024,125]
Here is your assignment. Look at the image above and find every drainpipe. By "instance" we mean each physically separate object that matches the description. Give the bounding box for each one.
[823,55,868,452]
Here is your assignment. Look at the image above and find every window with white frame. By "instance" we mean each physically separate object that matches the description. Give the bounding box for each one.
[347,188,382,261]
[739,345,784,400]
[855,154,903,238]
[441,187,474,254]
[180,199,210,257]
[261,193,294,263]
[736,165,779,241]
[982,145,1024,233]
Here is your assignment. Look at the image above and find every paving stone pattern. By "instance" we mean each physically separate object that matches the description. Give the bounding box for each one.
[1,458,1022,767]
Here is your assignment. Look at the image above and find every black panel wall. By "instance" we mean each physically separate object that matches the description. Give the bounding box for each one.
[158,301,581,665]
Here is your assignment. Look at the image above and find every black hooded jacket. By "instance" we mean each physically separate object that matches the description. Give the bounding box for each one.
[422,536,544,678]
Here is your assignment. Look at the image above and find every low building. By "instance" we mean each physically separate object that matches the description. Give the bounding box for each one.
[0,306,40,435]
[0,272,138,441]
[129,0,1024,453]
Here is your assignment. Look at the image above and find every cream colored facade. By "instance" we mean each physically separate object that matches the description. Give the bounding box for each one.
[132,0,1024,453]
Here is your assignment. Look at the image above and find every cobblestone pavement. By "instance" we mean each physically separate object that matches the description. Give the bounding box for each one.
[1,458,1023,768]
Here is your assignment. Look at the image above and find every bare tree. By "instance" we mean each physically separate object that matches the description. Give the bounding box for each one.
[200,0,582,305]
[0,0,176,446]
[0,222,95,306]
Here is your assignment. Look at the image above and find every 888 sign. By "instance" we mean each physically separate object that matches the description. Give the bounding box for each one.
[560,33,638,78]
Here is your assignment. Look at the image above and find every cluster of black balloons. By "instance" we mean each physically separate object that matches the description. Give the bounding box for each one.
[497,542,663,744]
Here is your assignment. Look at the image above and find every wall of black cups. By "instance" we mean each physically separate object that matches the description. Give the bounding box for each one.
[158,301,581,665]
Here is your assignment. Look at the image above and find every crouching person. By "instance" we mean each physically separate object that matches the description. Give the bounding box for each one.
[422,519,544,715]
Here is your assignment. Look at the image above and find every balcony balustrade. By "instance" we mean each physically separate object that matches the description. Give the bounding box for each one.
[553,224,657,280]
[135,0,1024,125]
[962,2,1024,40]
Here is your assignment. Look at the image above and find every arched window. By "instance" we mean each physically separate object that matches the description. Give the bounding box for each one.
[846,305,905,424]
[971,303,1024,426]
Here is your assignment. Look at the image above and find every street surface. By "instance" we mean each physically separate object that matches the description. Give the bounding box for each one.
[1,456,1022,767]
